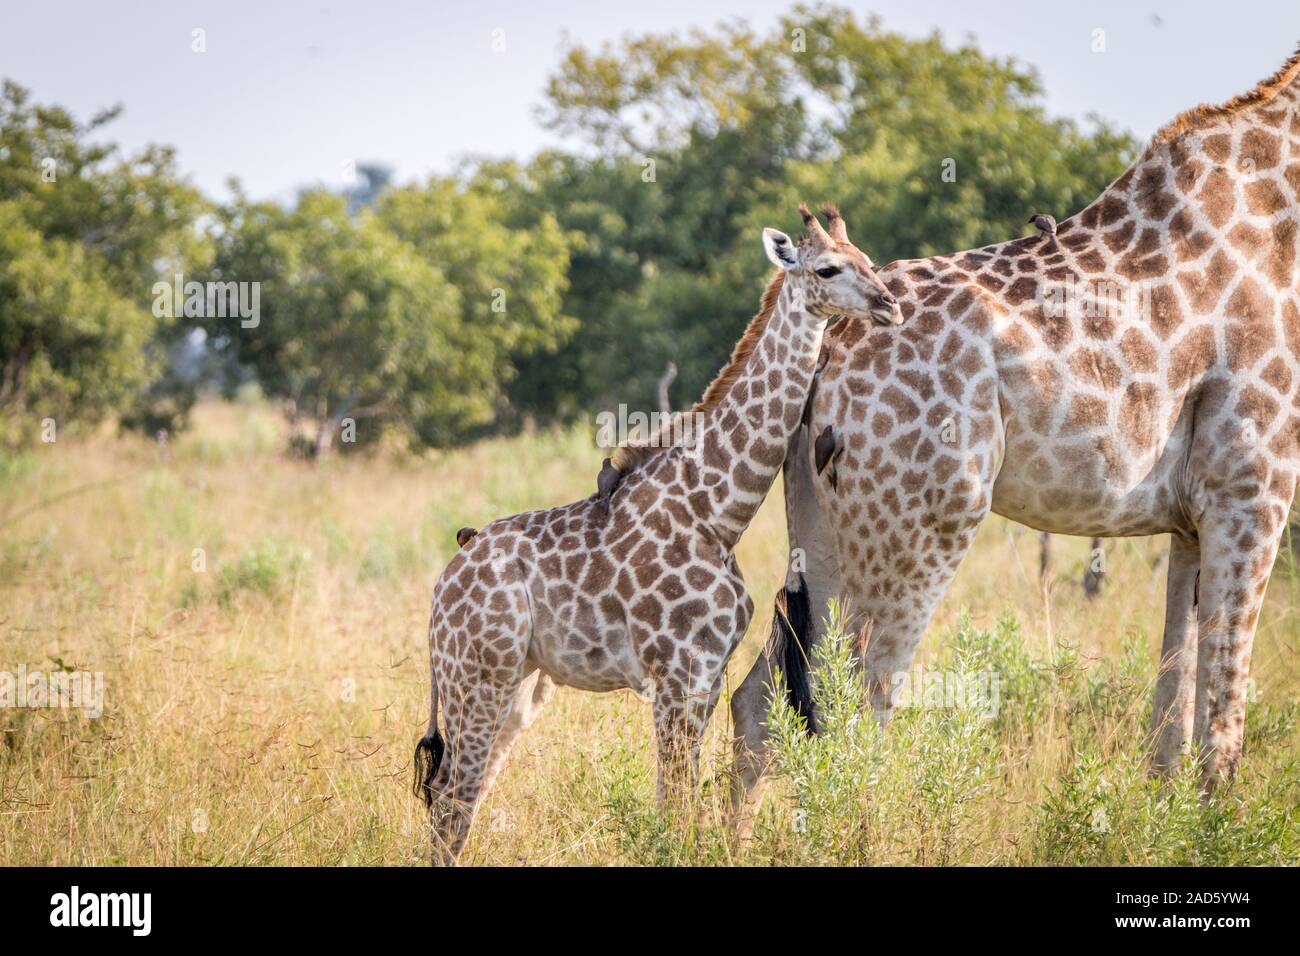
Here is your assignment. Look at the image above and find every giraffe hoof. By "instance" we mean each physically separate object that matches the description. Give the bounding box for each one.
[455,527,478,548]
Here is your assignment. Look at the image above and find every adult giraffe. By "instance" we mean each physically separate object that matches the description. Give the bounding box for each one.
[732,47,1300,810]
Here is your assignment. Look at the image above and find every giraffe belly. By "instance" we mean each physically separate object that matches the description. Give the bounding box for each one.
[991,415,1194,537]
[528,614,647,693]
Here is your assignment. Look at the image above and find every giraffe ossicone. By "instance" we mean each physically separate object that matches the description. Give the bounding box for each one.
[414,205,900,863]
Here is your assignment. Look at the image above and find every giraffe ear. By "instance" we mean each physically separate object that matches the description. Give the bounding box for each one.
[763,228,801,270]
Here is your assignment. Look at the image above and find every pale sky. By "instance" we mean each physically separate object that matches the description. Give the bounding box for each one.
[3,0,1298,201]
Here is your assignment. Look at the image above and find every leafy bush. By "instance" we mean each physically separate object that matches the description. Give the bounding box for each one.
[765,600,882,864]
[215,540,306,606]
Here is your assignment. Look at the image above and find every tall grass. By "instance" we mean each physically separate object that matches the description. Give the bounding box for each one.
[0,399,1296,865]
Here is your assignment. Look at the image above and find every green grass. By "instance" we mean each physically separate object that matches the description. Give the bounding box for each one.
[0,399,1296,865]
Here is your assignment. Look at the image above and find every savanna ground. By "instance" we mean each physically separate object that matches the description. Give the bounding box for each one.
[2,397,1298,866]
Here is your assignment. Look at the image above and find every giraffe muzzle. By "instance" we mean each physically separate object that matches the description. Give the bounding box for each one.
[871,292,903,326]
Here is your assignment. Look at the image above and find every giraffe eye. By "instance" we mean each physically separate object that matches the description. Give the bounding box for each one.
[815,266,841,278]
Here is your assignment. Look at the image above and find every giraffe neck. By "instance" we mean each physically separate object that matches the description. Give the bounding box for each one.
[1050,78,1300,316]
[688,280,827,551]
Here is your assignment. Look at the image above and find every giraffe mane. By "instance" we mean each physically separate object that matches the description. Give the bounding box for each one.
[610,270,787,475]
[691,270,787,414]
[1149,42,1300,148]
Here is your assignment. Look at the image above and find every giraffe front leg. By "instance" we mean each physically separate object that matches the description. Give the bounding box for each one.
[1150,534,1199,776]
[1192,505,1286,788]
[859,522,986,726]
[652,667,722,808]
[814,400,997,726]
[653,694,700,807]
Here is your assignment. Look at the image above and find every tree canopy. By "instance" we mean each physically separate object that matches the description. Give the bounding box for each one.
[203,183,572,451]
[0,80,208,440]
[0,4,1140,450]
[515,3,1138,419]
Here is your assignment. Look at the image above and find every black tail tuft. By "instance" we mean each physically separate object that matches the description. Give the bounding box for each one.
[413,732,445,808]
[776,576,818,734]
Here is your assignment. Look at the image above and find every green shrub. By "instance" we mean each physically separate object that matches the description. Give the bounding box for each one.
[765,600,882,864]
[215,540,306,606]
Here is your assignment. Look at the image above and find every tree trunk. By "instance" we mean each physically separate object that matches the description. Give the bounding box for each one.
[313,395,358,461]
[657,361,677,416]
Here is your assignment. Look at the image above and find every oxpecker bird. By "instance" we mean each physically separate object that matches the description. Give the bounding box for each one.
[596,457,622,513]
[813,424,846,491]
[1028,212,1057,237]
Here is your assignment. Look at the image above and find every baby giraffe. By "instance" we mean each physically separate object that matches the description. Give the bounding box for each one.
[414,204,900,864]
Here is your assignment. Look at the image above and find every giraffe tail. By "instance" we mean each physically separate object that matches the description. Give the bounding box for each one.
[414,732,444,808]
[413,682,445,808]
[776,574,818,734]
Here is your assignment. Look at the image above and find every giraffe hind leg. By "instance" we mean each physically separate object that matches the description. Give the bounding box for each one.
[426,667,528,865]
[421,568,532,864]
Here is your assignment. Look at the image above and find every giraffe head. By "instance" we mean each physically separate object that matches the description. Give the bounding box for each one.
[763,203,902,325]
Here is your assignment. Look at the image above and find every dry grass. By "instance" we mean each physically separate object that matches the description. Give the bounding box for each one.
[1,397,1297,865]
